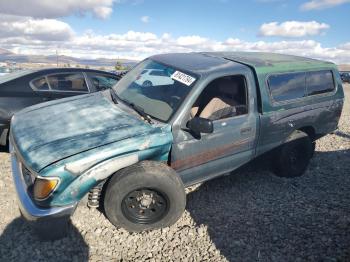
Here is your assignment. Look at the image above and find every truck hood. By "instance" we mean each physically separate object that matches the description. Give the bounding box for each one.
[11,92,160,172]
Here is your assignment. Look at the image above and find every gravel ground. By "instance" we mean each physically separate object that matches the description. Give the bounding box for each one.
[0,85,349,262]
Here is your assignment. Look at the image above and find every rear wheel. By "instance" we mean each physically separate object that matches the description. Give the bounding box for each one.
[273,131,313,178]
[142,80,153,87]
[104,161,186,232]
[311,141,316,157]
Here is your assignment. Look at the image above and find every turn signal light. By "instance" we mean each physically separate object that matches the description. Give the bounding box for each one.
[33,177,59,200]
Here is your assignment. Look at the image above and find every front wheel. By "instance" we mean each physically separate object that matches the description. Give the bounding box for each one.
[104,161,186,232]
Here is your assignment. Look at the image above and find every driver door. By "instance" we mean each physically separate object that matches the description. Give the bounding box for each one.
[170,74,258,186]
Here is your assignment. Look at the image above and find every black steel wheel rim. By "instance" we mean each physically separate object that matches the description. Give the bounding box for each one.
[121,188,169,224]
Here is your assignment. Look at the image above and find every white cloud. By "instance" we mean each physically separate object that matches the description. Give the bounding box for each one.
[259,21,329,37]
[141,16,150,23]
[339,43,350,50]
[301,0,350,10]
[176,36,210,47]
[3,30,350,64]
[0,15,74,42]
[0,15,349,64]
[0,0,116,19]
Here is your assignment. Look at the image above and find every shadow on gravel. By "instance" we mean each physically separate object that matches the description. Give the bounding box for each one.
[0,145,9,153]
[0,217,89,261]
[187,149,350,262]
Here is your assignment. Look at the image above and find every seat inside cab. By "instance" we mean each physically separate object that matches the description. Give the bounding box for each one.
[191,75,248,121]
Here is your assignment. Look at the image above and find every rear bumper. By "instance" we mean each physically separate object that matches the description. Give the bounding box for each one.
[10,142,77,223]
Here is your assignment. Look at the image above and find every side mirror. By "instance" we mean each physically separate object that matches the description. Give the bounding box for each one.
[187,117,213,134]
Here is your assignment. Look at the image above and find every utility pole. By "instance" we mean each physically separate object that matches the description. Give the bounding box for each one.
[56,50,59,67]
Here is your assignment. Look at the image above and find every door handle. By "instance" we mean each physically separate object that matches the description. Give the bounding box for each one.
[240,127,252,135]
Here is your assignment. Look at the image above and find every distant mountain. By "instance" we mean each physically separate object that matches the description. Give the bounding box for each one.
[339,65,350,71]
[0,48,138,68]
[0,48,14,55]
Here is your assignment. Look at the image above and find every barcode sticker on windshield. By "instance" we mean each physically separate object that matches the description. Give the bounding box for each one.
[171,71,196,86]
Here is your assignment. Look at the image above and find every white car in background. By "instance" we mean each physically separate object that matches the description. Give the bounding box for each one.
[0,67,11,76]
[135,69,174,87]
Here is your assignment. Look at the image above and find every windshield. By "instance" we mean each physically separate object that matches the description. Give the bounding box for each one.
[113,59,197,122]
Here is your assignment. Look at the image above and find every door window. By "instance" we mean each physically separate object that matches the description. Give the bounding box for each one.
[47,73,88,92]
[31,77,49,90]
[89,74,118,91]
[191,75,248,121]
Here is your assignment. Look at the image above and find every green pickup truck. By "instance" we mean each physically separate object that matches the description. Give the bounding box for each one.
[10,52,344,239]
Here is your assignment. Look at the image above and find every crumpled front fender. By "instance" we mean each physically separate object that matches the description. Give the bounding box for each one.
[42,125,173,206]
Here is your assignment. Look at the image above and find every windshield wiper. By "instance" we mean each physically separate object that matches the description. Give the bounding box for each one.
[110,89,154,124]
[128,103,154,124]
[110,89,119,104]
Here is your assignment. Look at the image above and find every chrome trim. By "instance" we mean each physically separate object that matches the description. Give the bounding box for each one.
[10,142,76,221]
[82,72,92,92]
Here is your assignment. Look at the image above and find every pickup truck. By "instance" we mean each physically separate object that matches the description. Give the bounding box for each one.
[9,52,344,239]
[340,72,350,83]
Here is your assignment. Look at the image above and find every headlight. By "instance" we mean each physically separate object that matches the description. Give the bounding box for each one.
[33,176,60,200]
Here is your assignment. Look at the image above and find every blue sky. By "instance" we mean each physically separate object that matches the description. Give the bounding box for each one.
[0,0,349,63]
[63,0,349,46]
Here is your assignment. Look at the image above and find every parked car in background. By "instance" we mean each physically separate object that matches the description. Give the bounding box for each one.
[135,69,174,86]
[110,70,129,78]
[9,52,344,239]
[0,67,11,76]
[0,68,119,149]
[340,72,350,83]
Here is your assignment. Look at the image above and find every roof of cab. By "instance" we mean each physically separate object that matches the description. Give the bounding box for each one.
[151,52,336,76]
[150,53,246,76]
[205,52,336,75]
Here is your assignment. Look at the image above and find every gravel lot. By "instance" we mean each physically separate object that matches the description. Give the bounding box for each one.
[0,85,349,262]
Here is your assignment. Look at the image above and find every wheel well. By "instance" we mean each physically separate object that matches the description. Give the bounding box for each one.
[298,126,316,141]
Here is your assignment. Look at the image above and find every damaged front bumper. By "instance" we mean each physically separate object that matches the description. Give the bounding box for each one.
[10,142,77,225]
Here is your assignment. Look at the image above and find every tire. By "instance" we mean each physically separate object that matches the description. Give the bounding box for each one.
[273,130,313,178]
[311,141,316,157]
[142,80,153,87]
[104,161,186,232]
